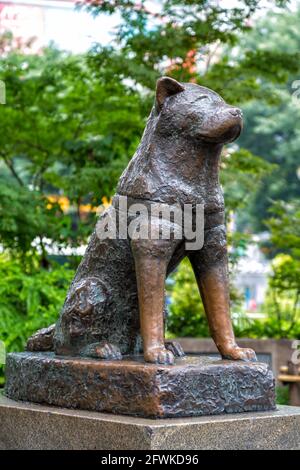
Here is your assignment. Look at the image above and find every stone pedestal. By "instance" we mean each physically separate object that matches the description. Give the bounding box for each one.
[5,352,275,418]
[0,395,300,450]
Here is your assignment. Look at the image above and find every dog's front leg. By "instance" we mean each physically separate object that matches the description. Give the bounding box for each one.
[131,237,177,365]
[189,223,257,362]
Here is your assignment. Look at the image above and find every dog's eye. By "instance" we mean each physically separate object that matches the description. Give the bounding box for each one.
[198,95,210,101]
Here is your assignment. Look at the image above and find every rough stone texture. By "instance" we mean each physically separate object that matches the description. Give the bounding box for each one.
[5,353,275,419]
[0,394,299,450]
[176,337,294,384]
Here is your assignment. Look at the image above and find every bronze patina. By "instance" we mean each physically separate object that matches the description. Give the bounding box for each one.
[27,77,256,365]
[5,78,275,418]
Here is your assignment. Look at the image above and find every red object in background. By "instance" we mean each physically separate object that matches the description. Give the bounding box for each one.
[249,298,257,312]
[182,49,197,74]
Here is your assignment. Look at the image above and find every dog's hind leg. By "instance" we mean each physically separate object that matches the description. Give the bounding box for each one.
[54,276,122,360]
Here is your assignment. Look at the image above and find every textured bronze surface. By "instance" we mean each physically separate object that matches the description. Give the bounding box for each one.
[26,77,256,366]
[26,324,55,352]
[5,352,276,418]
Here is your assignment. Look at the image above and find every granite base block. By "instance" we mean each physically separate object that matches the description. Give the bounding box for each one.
[1,395,300,450]
[5,352,275,418]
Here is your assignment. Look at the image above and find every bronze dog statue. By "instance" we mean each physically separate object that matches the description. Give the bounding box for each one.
[28,77,257,365]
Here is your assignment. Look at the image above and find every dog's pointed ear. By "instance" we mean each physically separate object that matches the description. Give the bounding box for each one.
[156,76,184,110]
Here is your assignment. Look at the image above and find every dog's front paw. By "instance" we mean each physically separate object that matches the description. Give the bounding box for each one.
[221,346,257,362]
[165,340,185,357]
[144,346,175,365]
[80,341,122,360]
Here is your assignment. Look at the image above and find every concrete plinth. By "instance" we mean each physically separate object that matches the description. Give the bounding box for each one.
[0,395,300,450]
[5,352,275,418]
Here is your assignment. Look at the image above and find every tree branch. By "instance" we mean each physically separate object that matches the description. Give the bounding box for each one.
[1,154,25,187]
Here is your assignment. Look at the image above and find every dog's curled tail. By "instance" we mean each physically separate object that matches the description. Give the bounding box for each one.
[26,324,55,352]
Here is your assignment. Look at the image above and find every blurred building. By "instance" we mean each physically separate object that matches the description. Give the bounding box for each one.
[234,236,271,313]
[0,1,75,52]
[0,0,117,52]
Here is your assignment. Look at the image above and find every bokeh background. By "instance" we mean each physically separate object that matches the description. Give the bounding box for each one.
[0,1,299,397]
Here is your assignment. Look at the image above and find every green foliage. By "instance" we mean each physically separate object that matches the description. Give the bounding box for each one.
[232,300,300,339]
[267,200,300,259]
[276,385,289,405]
[166,259,210,338]
[260,200,300,338]
[0,45,144,262]
[83,0,298,230]
[1,3,296,263]
[83,0,296,100]
[235,201,300,339]
[167,256,300,340]
[0,255,74,384]
[221,148,276,212]
[0,179,66,260]
[235,9,300,230]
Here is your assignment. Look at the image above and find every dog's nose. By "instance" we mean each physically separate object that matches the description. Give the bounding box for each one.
[229,107,243,118]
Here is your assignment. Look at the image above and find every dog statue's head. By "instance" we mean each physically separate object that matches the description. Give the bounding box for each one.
[155,77,243,144]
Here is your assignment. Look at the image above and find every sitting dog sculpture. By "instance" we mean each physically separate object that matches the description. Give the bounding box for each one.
[27,77,257,365]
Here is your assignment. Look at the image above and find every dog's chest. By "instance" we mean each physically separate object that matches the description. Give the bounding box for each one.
[118,150,224,211]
